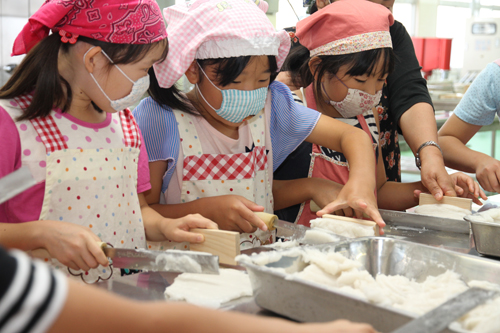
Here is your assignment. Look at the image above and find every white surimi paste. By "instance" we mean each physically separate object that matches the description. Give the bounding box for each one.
[155,253,202,273]
[164,268,253,308]
[242,248,500,332]
[310,218,375,238]
[414,204,471,220]
[302,229,341,244]
[467,207,500,224]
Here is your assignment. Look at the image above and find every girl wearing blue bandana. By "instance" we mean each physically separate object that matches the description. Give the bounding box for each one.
[133,0,386,250]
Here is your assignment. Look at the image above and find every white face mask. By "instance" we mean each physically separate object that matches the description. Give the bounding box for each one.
[84,47,150,112]
[322,75,382,118]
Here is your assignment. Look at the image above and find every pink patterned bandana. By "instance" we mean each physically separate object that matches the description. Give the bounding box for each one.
[154,0,290,88]
[12,0,167,56]
[296,0,393,57]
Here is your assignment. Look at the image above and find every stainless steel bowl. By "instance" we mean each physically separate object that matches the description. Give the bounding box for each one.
[466,217,500,257]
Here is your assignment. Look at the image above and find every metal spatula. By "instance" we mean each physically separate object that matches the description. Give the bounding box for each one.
[392,287,498,333]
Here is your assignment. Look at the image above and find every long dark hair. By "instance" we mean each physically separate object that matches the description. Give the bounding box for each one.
[0,33,168,121]
[284,44,394,101]
[148,55,278,114]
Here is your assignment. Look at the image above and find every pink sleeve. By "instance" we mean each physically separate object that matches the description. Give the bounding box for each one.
[137,128,152,194]
[0,106,23,221]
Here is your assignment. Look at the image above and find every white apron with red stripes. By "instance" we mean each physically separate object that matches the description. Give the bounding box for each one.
[9,102,146,283]
[173,109,274,250]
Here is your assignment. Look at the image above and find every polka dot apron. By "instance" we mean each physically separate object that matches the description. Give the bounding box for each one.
[20,107,145,284]
[171,109,274,250]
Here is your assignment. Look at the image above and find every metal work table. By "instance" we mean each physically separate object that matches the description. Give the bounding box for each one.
[95,221,497,316]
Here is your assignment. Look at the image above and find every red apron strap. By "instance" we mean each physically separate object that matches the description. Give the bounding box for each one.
[305,84,317,110]
[119,109,141,148]
[29,116,68,153]
[356,113,372,137]
[13,93,68,153]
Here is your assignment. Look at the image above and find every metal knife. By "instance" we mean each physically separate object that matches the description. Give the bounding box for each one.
[103,247,220,274]
[379,209,470,234]
[31,243,220,274]
[272,218,312,239]
[392,288,498,333]
[0,167,37,205]
[256,212,312,239]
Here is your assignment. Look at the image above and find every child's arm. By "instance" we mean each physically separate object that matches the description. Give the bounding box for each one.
[305,115,385,227]
[144,161,267,234]
[272,178,343,211]
[138,192,219,242]
[49,275,376,333]
[378,174,485,210]
[439,113,500,193]
[273,178,354,217]
[0,221,108,271]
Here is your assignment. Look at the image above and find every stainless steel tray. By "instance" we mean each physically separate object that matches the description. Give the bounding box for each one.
[466,218,500,258]
[239,237,500,333]
[380,209,470,234]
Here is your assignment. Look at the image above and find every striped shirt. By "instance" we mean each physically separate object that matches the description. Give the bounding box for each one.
[133,81,320,193]
[0,248,67,333]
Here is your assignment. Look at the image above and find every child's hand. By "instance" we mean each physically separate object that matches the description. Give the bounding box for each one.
[476,157,500,193]
[200,195,268,233]
[316,181,386,233]
[41,220,109,272]
[159,214,218,243]
[309,178,354,217]
[450,172,487,204]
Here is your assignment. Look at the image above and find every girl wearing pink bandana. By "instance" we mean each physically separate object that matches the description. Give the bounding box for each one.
[134,0,385,250]
[274,0,484,226]
[0,0,217,284]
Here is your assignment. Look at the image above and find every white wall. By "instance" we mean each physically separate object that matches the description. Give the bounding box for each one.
[0,0,45,85]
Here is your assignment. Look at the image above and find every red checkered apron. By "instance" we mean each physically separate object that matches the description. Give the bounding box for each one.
[175,108,274,250]
[13,99,146,284]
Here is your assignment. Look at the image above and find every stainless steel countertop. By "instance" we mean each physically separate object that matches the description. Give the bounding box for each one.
[95,270,272,316]
[95,224,498,316]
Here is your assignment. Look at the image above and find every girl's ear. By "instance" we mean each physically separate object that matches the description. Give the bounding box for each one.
[83,46,103,74]
[185,60,200,84]
[308,57,322,81]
